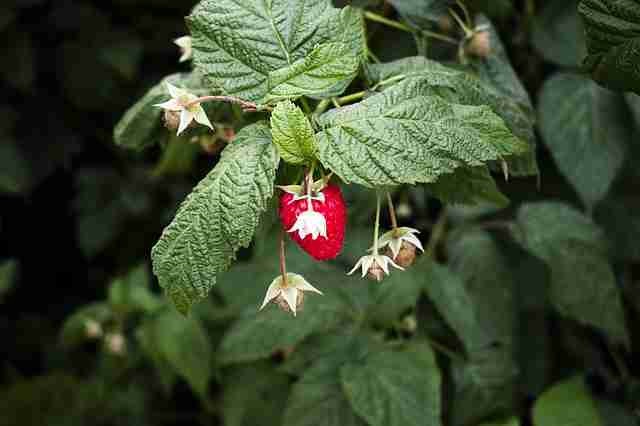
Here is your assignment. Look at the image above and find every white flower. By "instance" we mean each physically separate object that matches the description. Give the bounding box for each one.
[259,273,323,316]
[375,227,424,259]
[154,83,213,135]
[348,254,403,278]
[105,333,126,356]
[288,209,327,240]
[84,320,102,339]
[174,36,192,62]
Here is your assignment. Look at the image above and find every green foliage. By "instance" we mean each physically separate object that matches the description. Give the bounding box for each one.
[531,0,585,67]
[533,376,603,426]
[187,0,365,103]
[537,73,629,208]
[271,100,317,164]
[151,122,279,314]
[579,0,640,94]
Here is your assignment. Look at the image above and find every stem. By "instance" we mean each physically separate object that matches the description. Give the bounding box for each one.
[426,208,447,258]
[373,191,382,254]
[299,97,312,114]
[427,336,466,362]
[364,11,458,44]
[314,99,331,116]
[279,229,288,286]
[449,8,473,38]
[331,97,341,108]
[456,0,472,29]
[386,191,398,230]
[185,95,272,112]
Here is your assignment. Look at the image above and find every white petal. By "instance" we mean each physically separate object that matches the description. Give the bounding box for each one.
[192,105,214,130]
[402,233,424,252]
[154,99,182,111]
[296,280,323,295]
[166,82,187,99]
[360,256,375,278]
[177,110,194,135]
[347,257,364,276]
[376,255,391,275]
[259,281,282,311]
[281,287,299,316]
[388,238,403,259]
[385,256,404,271]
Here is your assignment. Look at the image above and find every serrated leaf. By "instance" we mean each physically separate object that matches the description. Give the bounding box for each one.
[533,376,603,426]
[151,122,278,314]
[538,73,628,208]
[108,265,162,314]
[469,15,538,176]
[531,0,585,67]
[579,0,640,94]
[141,309,212,399]
[315,78,527,187]
[366,56,537,177]
[284,360,366,426]
[427,166,508,207]
[188,0,365,103]
[340,342,442,426]
[271,100,317,164]
[515,202,629,345]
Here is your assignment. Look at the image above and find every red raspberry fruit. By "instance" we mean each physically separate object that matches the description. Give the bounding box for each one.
[279,184,346,261]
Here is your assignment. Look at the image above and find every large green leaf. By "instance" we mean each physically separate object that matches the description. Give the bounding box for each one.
[469,15,538,176]
[188,0,365,103]
[531,0,585,67]
[579,0,640,94]
[151,122,279,314]
[533,376,603,426]
[271,100,317,164]
[315,78,527,187]
[139,309,212,399]
[538,73,628,208]
[340,342,442,426]
[515,202,628,345]
[426,166,509,207]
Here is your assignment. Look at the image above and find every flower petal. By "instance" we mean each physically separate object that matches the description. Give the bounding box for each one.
[281,287,299,316]
[403,233,424,252]
[154,99,182,111]
[347,257,364,276]
[259,281,282,311]
[192,105,214,130]
[166,82,186,99]
[177,110,194,135]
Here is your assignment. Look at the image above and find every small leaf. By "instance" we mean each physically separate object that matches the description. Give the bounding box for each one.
[315,78,527,187]
[538,73,628,208]
[108,265,162,314]
[151,122,279,314]
[579,0,640,94]
[340,342,442,426]
[270,100,317,164]
[515,202,629,345]
[533,376,603,426]
[140,309,212,399]
[188,0,366,103]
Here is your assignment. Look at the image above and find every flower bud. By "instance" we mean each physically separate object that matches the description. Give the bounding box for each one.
[84,320,102,339]
[396,202,412,219]
[105,333,126,356]
[163,109,182,131]
[467,30,491,58]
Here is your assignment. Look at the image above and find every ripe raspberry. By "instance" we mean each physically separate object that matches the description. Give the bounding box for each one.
[279,184,346,260]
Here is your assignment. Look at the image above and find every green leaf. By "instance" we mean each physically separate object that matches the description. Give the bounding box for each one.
[315,78,527,187]
[445,230,518,425]
[271,100,317,164]
[426,166,509,207]
[538,73,628,208]
[387,0,453,28]
[366,56,536,177]
[284,360,366,426]
[222,362,290,426]
[533,376,603,426]
[340,342,442,426]
[479,418,519,426]
[114,73,187,150]
[515,202,629,345]
[531,0,585,67]
[152,134,202,176]
[469,15,538,176]
[151,122,279,314]
[187,0,365,103]
[140,309,212,398]
[579,0,640,94]
[108,265,162,314]
[0,259,17,302]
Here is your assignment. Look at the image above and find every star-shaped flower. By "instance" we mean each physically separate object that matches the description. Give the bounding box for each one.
[154,83,213,135]
[348,253,403,280]
[288,209,327,240]
[259,273,323,316]
[375,227,424,259]
[174,36,193,62]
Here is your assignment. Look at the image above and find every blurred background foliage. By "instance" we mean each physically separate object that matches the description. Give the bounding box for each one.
[0,1,639,426]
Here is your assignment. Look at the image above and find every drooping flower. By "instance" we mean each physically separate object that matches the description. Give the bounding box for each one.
[376,227,424,259]
[154,83,213,135]
[174,36,193,62]
[348,253,403,281]
[259,273,323,316]
[288,210,327,240]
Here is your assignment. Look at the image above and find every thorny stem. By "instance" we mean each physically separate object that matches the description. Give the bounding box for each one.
[279,229,288,286]
[363,11,458,45]
[373,191,382,254]
[185,95,272,112]
[386,191,399,230]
